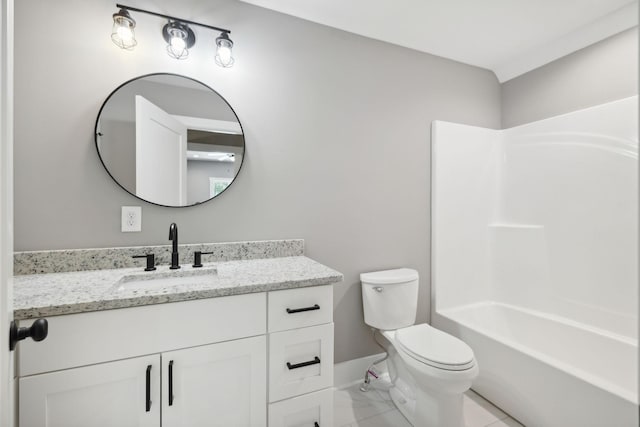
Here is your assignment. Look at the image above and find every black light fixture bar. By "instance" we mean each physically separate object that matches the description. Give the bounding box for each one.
[115,4,231,34]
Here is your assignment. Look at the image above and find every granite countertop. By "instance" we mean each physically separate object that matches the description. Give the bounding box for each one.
[13,256,343,320]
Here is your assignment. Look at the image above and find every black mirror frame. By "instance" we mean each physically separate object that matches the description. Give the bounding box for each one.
[94,72,246,208]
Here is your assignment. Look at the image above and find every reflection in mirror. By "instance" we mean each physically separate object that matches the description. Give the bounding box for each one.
[95,73,244,207]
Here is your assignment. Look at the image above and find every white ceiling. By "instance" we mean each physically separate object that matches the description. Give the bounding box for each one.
[238,0,638,82]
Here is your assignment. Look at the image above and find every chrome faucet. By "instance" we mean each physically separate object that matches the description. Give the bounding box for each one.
[169,223,180,269]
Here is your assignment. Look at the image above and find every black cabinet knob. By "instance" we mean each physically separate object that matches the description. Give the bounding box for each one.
[9,318,48,351]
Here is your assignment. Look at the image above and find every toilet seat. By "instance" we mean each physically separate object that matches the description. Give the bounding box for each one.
[394,324,475,371]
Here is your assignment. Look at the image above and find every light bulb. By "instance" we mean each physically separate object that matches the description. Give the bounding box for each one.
[170,35,186,52]
[117,25,134,43]
[217,46,232,65]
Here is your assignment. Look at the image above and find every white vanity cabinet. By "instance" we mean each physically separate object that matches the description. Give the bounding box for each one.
[17,293,267,427]
[16,285,335,427]
[19,337,267,427]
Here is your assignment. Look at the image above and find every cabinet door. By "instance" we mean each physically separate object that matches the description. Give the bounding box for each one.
[19,355,160,427]
[162,335,266,427]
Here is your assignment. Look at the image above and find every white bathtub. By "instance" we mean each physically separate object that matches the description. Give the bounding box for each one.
[434,302,638,427]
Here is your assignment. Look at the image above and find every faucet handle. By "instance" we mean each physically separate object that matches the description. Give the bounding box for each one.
[193,251,214,268]
[132,254,156,271]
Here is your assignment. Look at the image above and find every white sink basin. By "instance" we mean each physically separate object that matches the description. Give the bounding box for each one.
[114,267,219,291]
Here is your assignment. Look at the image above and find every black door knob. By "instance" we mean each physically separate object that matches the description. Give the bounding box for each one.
[9,318,48,351]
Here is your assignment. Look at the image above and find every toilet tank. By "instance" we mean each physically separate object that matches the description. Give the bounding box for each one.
[360,268,419,330]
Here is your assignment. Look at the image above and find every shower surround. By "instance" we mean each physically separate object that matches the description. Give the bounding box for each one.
[431,97,638,427]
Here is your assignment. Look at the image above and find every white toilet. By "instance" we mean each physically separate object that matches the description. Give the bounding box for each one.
[361,268,478,427]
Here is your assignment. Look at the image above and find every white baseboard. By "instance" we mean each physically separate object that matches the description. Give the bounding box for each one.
[334,352,388,389]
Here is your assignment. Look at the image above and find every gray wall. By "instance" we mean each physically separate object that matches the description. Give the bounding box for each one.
[13,0,502,363]
[501,27,639,128]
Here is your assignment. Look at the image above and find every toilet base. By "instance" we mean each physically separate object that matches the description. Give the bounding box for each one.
[389,382,466,427]
[389,384,415,425]
[380,330,474,427]
[414,386,465,427]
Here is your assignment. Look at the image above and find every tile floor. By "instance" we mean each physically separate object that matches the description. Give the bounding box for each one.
[334,378,524,427]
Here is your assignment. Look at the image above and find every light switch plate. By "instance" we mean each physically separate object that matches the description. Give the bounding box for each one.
[121,206,141,232]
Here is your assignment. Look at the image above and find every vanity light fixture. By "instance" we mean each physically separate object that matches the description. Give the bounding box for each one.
[111,8,137,50]
[111,4,234,67]
[215,32,234,67]
[163,21,195,60]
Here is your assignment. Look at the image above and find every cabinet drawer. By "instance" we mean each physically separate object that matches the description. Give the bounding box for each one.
[269,388,333,427]
[268,286,332,333]
[269,323,334,402]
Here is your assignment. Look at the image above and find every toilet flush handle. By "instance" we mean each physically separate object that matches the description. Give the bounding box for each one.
[373,286,384,293]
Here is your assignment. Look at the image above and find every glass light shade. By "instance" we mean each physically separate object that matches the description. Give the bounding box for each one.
[166,25,189,60]
[111,10,137,50]
[215,33,234,68]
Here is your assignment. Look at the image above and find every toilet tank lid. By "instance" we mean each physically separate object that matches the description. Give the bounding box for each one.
[360,268,418,284]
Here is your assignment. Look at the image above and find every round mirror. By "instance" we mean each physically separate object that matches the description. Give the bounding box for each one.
[95,73,244,207]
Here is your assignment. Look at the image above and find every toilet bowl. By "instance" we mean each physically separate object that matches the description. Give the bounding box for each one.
[361,268,478,427]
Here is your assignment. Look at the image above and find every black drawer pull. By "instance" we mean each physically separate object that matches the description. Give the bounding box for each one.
[145,365,152,412]
[286,356,321,370]
[286,304,320,314]
[168,360,174,406]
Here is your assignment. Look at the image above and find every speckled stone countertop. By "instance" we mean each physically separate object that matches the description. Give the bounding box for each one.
[13,256,343,320]
[15,239,305,275]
